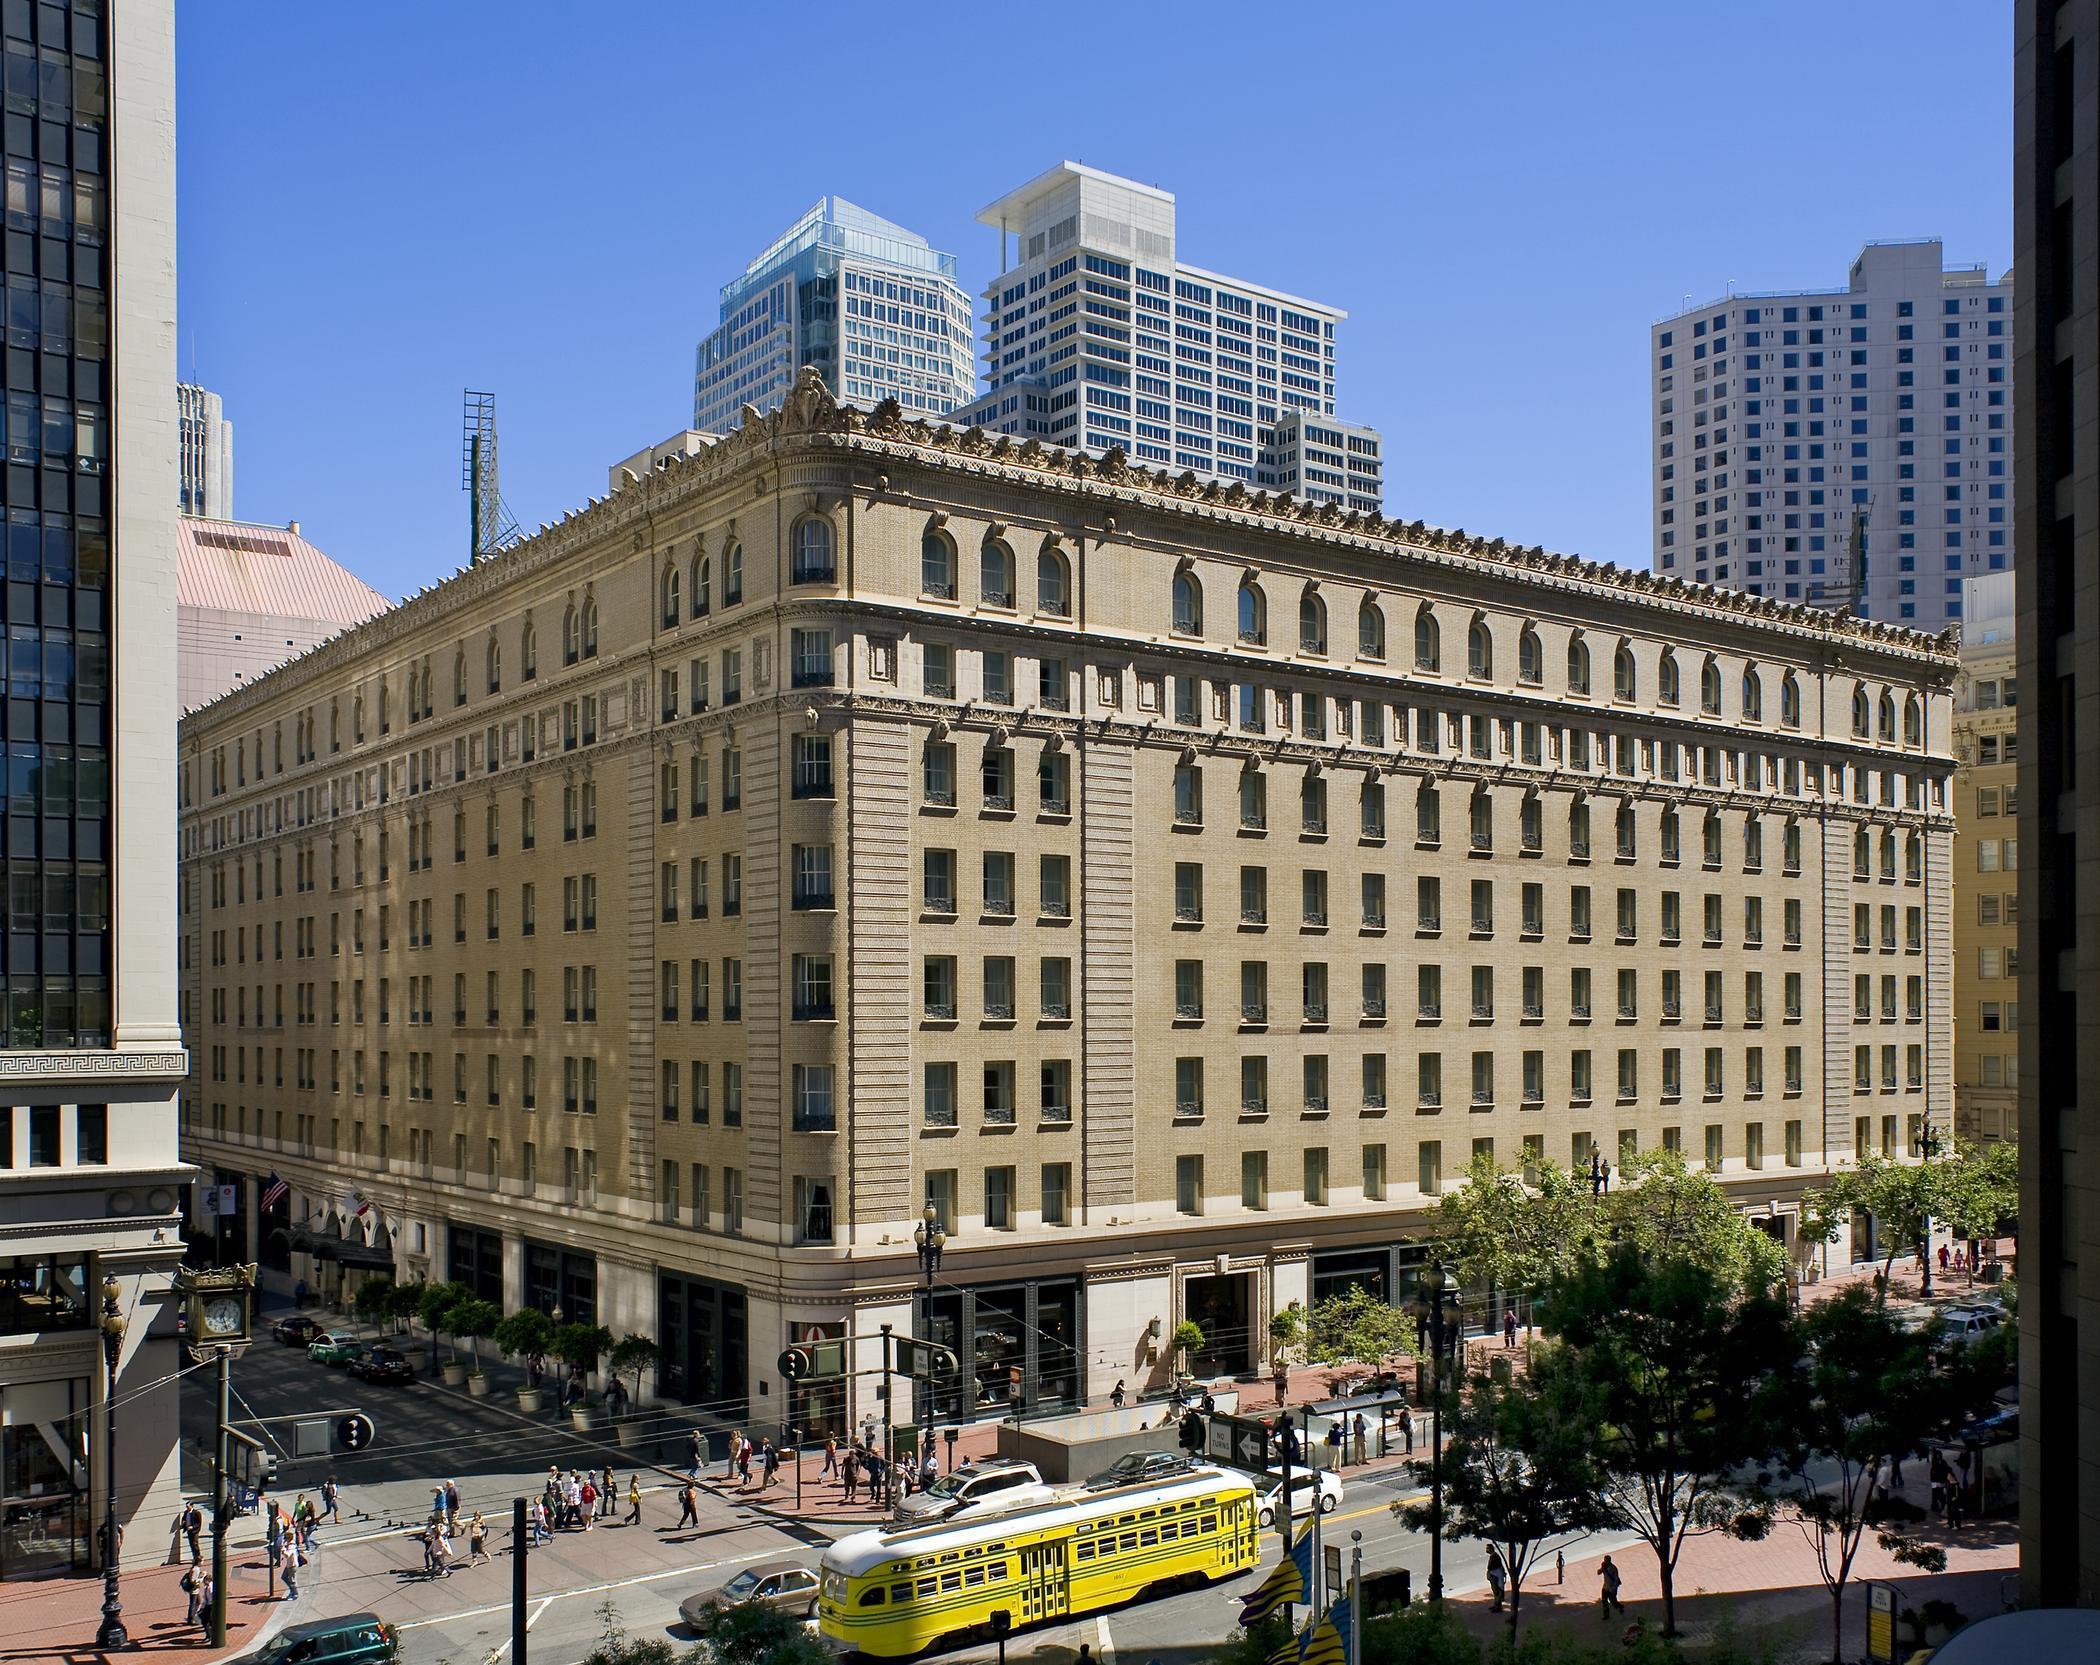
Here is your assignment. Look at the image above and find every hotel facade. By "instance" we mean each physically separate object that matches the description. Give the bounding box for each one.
[177,372,1958,1432]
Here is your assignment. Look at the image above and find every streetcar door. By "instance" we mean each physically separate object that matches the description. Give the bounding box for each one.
[1039,1540,1068,1619]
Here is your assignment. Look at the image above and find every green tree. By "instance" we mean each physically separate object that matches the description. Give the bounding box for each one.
[449,1298,502,1371]
[494,1306,556,1385]
[1171,1319,1206,1371]
[416,1279,471,1344]
[1531,1247,1790,1637]
[1600,1148,1786,1294]
[1210,1612,1294,1665]
[1801,1156,1937,1304]
[1929,1139,2019,1277]
[378,1279,424,1331]
[352,1279,394,1325]
[695,1600,832,1665]
[608,1334,662,1407]
[1393,1365,1609,1645]
[1269,1304,1305,1366]
[1357,1601,1483,1665]
[1758,1287,1992,1664]
[555,1321,615,1384]
[1304,1285,1416,1372]
[1427,1153,1589,1331]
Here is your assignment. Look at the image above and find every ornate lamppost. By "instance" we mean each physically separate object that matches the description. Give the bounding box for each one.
[1917,1123,1943,1297]
[914,1206,947,1427]
[95,1272,130,1649]
[1408,1262,1462,1602]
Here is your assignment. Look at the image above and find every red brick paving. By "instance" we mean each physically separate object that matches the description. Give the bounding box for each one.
[0,1547,289,1665]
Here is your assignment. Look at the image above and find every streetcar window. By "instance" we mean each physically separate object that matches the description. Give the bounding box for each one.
[941,1572,961,1592]
[1076,1543,1095,1561]
[916,1578,936,1597]
[889,1584,911,1603]
[1201,1515,1217,1532]
[1160,1522,1179,1540]
[965,1568,985,1587]
[990,1563,1007,1579]
[860,1589,887,1608]
[1119,1533,1137,1551]
[1140,1529,1158,1547]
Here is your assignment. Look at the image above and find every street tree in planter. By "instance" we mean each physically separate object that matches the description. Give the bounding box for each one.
[416,1279,472,1371]
[1529,1246,1790,1637]
[607,1334,661,1416]
[1801,1155,1938,1305]
[1170,1320,1205,1380]
[1303,1284,1415,1382]
[1394,1363,1610,1647]
[1758,1287,1996,1665]
[379,1278,424,1336]
[352,1279,395,1327]
[555,1321,615,1420]
[494,1307,557,1406]
[449,1299,502,1387]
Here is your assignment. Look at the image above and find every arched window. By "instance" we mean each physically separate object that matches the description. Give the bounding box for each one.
[1299,588,1327,655]
[1466,615,1492,679]
[1877,692,1895,743]
[980,538,1015,607]
[1741,665,1762,722]
[453,651,467,707]
[562,604,580,666]
[921,530,956,598]
[724,541,744,605]
[1903,695,1922,747]
[1613,641,1637,701]
[792,517,835,585]
[1517,626,1543,686]
[1699,656,1721,715]
[352,694,366,744]
[486,636,501,694]
[1780,671,1800,729]
[1567,634,1591,696]
[1037,547,1070,616]
[1414,606,1440,672]
[1238,578,1267,645]
[582,597,600,658]
[660,565,680,628]
[1852,687,1871,737]
[1172,570,1203,635]
[1357,598,1386,660]
[1658,648,1680,706]
[520,619,537,681]
[691,548,711,618]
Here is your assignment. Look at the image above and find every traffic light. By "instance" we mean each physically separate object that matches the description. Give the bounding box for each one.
[778,1346,812,1381]
[335,1412,375,1452]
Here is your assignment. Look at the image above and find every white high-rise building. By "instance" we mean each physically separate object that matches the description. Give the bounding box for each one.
[691,196,975,436]
[949,163,1383,515]
[1649,239,2012,631]
[176,381,233,519]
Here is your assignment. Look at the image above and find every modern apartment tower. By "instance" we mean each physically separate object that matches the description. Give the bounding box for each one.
[948,163,1384,515]
[0,0,189,1581]
[691,196,975,436]
[2014,0,2100,1611]
[177,381,233,519]
[176,371,1954,1435]
[1650,240,2013,631]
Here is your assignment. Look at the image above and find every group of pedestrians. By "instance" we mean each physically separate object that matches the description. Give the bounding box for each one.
[718,1430,784,1490]
[170,1472,345,1627]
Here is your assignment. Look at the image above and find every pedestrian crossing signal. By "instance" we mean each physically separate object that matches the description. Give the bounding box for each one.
[778,1346,812,1381]
[335,1412,375,1451]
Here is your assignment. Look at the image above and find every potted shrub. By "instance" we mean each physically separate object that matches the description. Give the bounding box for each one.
[554,1322,613,1429]
[353,1279,395,1328]
[418,1282,472,1384]
[605,1335,660,1447]
[1171,1319,1206,1384]
[379,1278,424,1337]
[451,1298,502,1396]
[494,1308,557,1411]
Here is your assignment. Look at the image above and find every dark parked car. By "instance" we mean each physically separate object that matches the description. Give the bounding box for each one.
[679,1559,821,1627]
[1084,1450,1196,1488]
[237,1611,397,1663]
[273,1315,324,1346]
[348,1346,415,1385]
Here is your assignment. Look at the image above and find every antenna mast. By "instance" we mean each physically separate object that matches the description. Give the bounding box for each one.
[462,390,522,563]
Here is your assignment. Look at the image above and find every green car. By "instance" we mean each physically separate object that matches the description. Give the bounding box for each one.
[306,1330,364,1366]
[239,1611,397,1663]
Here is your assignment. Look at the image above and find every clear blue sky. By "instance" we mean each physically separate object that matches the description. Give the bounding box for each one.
[176,1,2011,602]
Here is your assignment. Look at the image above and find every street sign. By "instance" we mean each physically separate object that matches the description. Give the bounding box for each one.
[335,1411,375,1452]
[200,1184,238,1217]
[898,1338,959,1376]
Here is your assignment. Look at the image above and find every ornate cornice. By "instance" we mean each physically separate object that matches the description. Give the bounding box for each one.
[0,1049,189,1083]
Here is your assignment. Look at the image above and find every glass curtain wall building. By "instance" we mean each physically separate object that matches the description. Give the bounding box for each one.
[949,162,1383,515]
[691,196,973,435]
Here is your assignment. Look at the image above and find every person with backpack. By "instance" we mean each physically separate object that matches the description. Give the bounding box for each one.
[676,1479,699,1529]
[181,1563,202,1624]
[195,1569,214,1634]
[1598,1554,1623,1617]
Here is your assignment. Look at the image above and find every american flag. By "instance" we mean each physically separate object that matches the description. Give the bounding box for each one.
[258,1173,287,1211]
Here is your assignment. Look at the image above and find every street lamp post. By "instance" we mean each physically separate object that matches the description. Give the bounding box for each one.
[95,1272,129,1649]
[1917,1124,1942,1298]
[914,1206,947,1435]
[1409,1262,1461,1603]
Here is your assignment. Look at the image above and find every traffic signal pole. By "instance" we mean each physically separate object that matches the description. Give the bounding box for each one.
[211,1347,231,1647]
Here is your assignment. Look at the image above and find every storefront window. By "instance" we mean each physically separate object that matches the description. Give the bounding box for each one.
[1,1378,86,1578]
[915,1275,1083,1422]
[0,1254,89,1334]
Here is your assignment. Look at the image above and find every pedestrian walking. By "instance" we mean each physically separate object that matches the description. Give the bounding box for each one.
[1938,1243,1952,1276]
[690,1430,706,1475]
[297,1493,318,1548]
[724,1430,743,1483]
[1272,1362,1290,1406]
[822,1436,839,1478]
[184,1502,204,1564]
[469,1511,490,1564]
[1398,1405,1414,1455]
[842,1447,860,1502]
[738,1439,754,1488]
[421,1522,440,1576]
[1111,1378,1127,1409]
[920,1450,937,1494]
[676,1480,700,1529]
[322,1474,341,1524]
[282,1551,300,1599]
[295,1277,309,1309]
[600,1465,616,1519]
[761,1439,780,1489]
[181,1565,201,1624]
[580,1476,597,1529]
[626,1475,643,1526]
[431,1526,453,1577]
[1486,1545,1507,1611]
[1598,1554,1623,1618]
[1352,1412,1368,1466]
[196,1570,214,1634]
[266,1505,284,1572]
[1504,1308,1518,1348]
[444,1478,461,1537]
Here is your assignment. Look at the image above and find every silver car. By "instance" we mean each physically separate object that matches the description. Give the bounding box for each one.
[893,1459,1055,1524]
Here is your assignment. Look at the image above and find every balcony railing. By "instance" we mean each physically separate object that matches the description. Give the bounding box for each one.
[1175,1000,1204,1020]
[1043,1001,1071,1021]
[924,1001,956,1021]
[1241,1003,1268,1024]
[983,1000,1014,1020]
[1304,1002,1329,1023]
[1705,1005,1724,1024]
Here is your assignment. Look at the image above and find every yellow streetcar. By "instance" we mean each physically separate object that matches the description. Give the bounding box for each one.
[817,1467,1260,1658]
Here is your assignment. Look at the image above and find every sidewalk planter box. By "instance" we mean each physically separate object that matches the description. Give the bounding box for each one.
[615,1418,642,1449]
[467,1373,490,1398]
[442,1361,469,1387]
[517,1386,544,1412]
[571,1406,594,1432]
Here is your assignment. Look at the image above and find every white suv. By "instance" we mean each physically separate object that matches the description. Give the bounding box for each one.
[894,1459,1055,1524]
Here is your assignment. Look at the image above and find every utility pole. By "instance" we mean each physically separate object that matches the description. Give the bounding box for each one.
[211,1346,231,1647]
[1349,1532,1364,1665]
[879,1322,894,1513]
[512,1497,528,1665]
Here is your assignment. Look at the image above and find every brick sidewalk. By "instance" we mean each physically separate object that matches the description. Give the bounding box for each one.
[0,1548,291,1665]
